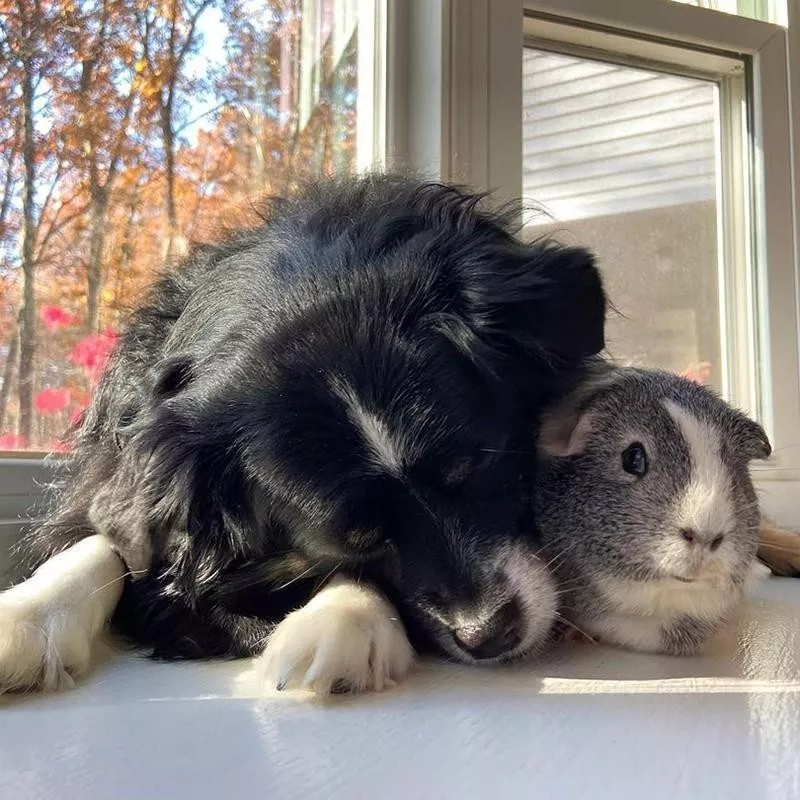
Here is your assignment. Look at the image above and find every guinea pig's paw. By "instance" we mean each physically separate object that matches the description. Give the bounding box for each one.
[0,585,93,693]
[257,580,414,696]
[659,616,721,656]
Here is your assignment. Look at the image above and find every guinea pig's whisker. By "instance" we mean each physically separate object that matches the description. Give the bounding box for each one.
[554,612,597,643]
[312,560,343,594]
[90,568,148,596]
[541,541,581,572]
[477,448,527,455]
[768,443,800,455]
[274,562,321,592]
[532,532,574,559]
[409,487,438,523]
[552,579,588,594]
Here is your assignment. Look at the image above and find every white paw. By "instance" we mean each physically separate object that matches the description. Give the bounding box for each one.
[0,586,93,693]
[0,536,125,694]
[257,579,414,696]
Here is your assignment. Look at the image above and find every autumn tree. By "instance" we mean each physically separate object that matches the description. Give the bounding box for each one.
[0,0,360,450]
[0,0,75,444]
[138,0,214,262]
[0,35,21,430]
[57,0,145,332]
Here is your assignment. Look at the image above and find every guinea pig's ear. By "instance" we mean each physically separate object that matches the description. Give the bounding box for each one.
[537,364,618,456]
[733,414,772,461]
[537,402,594,457]
[488,244,606,362]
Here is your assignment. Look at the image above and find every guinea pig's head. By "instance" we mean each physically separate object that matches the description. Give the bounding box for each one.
[535,367,771,590]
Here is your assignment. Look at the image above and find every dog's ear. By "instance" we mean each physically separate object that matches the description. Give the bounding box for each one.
[90,372,251,581]
[152,354,195,399]
[473,244,606,363]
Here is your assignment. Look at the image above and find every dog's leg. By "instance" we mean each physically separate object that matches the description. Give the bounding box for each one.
[257,576,414,695]
[758,520,800,576]
[0,535,126,692]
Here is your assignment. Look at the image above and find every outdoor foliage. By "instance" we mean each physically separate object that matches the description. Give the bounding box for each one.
[0,0,358,450]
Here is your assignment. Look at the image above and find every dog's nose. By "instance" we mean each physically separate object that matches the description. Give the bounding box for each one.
[452,599,522,660]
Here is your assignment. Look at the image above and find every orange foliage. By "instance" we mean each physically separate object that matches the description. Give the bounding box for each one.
[0,0,358,450]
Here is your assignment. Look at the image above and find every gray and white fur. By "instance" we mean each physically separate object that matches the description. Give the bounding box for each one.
[535,367,771,655]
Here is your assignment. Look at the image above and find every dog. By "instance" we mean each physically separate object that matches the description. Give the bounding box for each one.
[0,175,607,695]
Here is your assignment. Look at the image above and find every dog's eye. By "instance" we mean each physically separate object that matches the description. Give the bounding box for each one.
[621,442,648,477]
[442,457,474,488]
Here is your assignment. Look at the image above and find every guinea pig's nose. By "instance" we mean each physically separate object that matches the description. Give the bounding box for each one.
[452,599,522,660]
[680,528,725,551]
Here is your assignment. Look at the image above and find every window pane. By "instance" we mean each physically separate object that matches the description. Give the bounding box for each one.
[0,0,366,453]
[523,48,723,390]
[671,0,787,27]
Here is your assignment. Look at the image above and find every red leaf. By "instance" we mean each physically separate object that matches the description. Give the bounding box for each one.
[40,305,76,331]
[679,361,712,385]
[70,329,119,382]
[0,433,27,449]
[35,387,71,413]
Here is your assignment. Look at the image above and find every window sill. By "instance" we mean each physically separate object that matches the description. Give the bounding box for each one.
[1,575,799,798]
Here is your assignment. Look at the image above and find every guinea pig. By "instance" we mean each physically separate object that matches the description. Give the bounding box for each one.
[534,366,772,655]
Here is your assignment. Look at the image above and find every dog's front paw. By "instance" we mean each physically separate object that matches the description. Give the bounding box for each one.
[257,579,414,696]
[0,588,92,693]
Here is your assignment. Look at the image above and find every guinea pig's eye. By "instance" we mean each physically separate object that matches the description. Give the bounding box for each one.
[621,442,648,477]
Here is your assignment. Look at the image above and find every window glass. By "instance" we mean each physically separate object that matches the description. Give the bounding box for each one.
[0,0,362,452]
[523,48,724,390]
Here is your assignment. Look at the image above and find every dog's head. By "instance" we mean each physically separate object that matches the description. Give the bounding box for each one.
[237,183,606,662]
[97,180,606,664]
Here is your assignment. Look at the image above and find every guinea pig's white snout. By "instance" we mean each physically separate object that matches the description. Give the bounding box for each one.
[664,525,732,583]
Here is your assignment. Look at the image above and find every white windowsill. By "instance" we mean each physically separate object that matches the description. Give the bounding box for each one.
[2,575,799,799]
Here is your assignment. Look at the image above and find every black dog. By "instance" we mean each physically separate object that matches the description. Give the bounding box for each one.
[0,175,605,694]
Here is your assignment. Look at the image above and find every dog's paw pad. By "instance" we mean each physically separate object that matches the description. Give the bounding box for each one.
[256,583,414,696]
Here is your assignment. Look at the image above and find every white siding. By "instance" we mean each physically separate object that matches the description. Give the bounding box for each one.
[523,49,718,221]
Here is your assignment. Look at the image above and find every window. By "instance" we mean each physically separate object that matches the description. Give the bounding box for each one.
[0,0,380,453]
[513,0,800,525]
[523,49,726,391]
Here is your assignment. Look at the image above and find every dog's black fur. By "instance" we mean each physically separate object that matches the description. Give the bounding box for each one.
[21,175,605,662]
